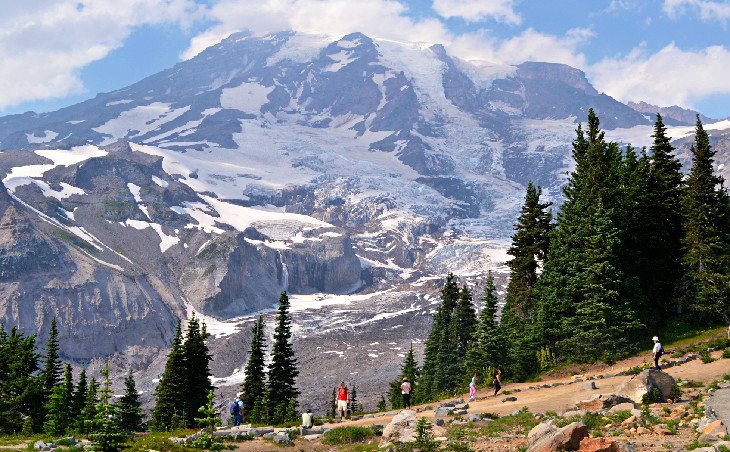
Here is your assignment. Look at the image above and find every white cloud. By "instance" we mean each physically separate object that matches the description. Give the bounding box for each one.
[0,0,203,112]
[663,0,730,22]
[431,0,521,25]
[588,43,730,109]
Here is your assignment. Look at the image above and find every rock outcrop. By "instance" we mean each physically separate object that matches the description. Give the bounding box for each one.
[527,421,589,452]
[616,370,675,403]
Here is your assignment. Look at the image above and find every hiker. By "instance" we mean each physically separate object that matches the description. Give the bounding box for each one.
[493,367,502,397]
[230,393,243,427]
[652,336,663,370]
[301,408,313,429]
[469,373,477,401]
[337,381,349,420]
[400,378,412,409]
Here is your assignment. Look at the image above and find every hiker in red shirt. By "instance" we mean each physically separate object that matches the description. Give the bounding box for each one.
[337,381,349,420]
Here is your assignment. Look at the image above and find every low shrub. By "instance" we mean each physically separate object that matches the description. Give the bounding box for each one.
[699,350,715,364]
[322,426,377,445]
[723,349,730,359]
[669,383,682,400]
[642,387,662,405]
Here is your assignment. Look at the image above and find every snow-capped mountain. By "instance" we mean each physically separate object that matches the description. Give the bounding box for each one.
[1,31,728,409]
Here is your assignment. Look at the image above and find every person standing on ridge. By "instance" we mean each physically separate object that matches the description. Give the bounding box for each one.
[400,378,412,409]
[652,336,663,370]
[493,367,502,397]
[230,393,243,427]
[469,373,477,401]
[337,381,349,420]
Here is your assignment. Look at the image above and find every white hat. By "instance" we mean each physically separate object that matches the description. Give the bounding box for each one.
[652,336,659,341]
[236,392,243,397]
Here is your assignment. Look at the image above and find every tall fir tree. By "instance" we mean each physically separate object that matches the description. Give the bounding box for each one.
[419,273,461,400]
[453,285,477,358]
[71,368,88,431]
[41,317,62,397]
[90,362,127,452]
[465,272,506,379]
[117,369,144,433]
[267,292,299,424]
[150,321,187,431]
[0,325,42,434]
[389,343,420,408]
[241,316,267,421]
[681,116,730,321]
[181,314,212,427]
[500,182,552,379]
[639,114,685,320]
[45,364,74,435]
[82,378,99,434]
[534,110,646,363]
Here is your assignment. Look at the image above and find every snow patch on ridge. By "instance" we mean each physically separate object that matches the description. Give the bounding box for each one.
[220,83,274,113]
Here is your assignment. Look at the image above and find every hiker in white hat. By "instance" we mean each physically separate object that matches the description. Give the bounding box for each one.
[652,336,663,370]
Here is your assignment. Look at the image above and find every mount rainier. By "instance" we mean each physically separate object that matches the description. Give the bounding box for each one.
[1,31,728,410]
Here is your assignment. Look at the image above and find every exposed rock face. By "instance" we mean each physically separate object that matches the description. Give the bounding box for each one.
[579,437,620,452]
[576,394,634,411]
[617,370,675,403]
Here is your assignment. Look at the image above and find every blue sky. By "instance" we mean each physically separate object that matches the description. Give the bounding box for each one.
[2,0,730,118]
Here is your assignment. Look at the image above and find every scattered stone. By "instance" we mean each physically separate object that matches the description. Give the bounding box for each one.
[262,432,276,439]
[468,414,481,422]
[303,434,321,441]
[381,410,418,446]
[701,420,728,437]
[502,396,517,402]
[454,403,469,410]
[168,438,186,445]
[435,418,445,427]
[562,409,587,418]
[621,415,636,426]
[652,424,672,435]
[582,381,598,390]
[363,414,374,419]
[579,437,620,452]
[34,441,46,450]
[635,426,649,435]
[527,419,557,446]
[453,409,467,415]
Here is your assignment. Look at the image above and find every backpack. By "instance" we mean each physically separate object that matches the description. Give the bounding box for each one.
[230,401,240,415]
[657,345,664,357]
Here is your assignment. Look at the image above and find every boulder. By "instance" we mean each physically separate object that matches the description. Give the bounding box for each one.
[616,370,675,403]
[577,394,633,411]
[33,441,46,450]
[435,407,453,417]
[502,396,518,402]
[273,433,293,445]
[435,418,445,427]
[579,437,620,452]
[381,410,418,445]
[527,420,557,446]
[527,422,588,452]
[468,414,482,422]
[582,382,598,390]
[303,434,322,441]
[453,409,468,415]
[454,403,469,410]
[701,420,728,437]
[608,403,635,414]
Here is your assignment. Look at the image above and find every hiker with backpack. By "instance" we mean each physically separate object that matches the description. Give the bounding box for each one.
[493,367,502,397]
[400,378,412,409]
[230,393,243,426]
[652,336,663,370]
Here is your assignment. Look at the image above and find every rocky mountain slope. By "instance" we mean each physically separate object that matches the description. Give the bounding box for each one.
[1,31,729,408]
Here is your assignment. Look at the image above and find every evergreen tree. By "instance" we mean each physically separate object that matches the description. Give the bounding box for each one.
[534,110,646,363]
[454,285,477,357]
[82,378,99,434]
[249,388,270,425]
[681,116,730,321]
[241,316,267,421]
[637,114,685,320]
[350,384,359,413]
[41,318,62,397]
[389,343,420,408]
[0,325,42,434]
[329,388,337,418]
[189,390,223,450]
[117,369,143,433]
[500,182,552,379]
[465,272,506,378]
[150,321,186,431]
[267,292,299,424]
[90,362,127,452]
[71,368,88,427]
[181,314,212,427]
[45,364,74,435]
[378,395,387,412]
[419,273,460,400]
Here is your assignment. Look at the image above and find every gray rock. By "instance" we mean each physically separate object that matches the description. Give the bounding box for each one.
[468,414,482,422]
[501,396,517,402]
[33,441,46,450]
[435,418,445,427]
[435,407,453,416]
[273,433,293,445]
[616,369,675,403]
[453,409,467,415]
[303,434,322,441]
[169,438,186,445]
[581,381,597,390]
[454,403,469,410]
[262,432,276,439]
